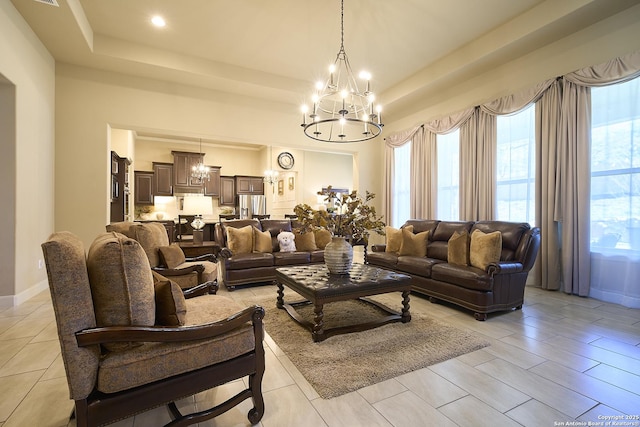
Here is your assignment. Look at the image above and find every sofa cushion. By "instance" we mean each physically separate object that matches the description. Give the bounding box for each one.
[472,221,529,261]
[396,256,444,277]
[253,228,273,253]
[87,232,155,352]
[309,250,325,263]
[227,225,254,255]
[313,229,332,250]
[97,295,255,394]
[153,276,187,326]
[158,245,186,269]
[399,229,429,257]
[105,222,136,239]
[260,219,293,252]
[431,263,493,292]
[293,229,317,251]
[133,222,170,268]
[385,225,413,254]
[219,219,261,248]
[448,230,470,266]
[470,229,502,270]
[366,251,399,269]
[273,251,311,266]
[225,252,274,270]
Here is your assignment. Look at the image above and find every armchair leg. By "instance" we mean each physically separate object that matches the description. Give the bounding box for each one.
[247,372,265,424]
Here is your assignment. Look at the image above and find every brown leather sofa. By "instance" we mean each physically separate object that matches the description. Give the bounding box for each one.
[367,220,540,320]
[214,218,326,290]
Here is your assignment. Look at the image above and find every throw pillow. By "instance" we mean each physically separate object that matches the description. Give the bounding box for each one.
[469,229,503,270]
[385,225,414,254]
[153,276,187,326]
[227,225,254,255]
[132,222,170,268]
[87,232,155,351]
[253,227,273,253]
[293,229,318,252]
[313,228,332,250]
[398,228,429,257]
[448,230,470,266]
[158,245,186,269]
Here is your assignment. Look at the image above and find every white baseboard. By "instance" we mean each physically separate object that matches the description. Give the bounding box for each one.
[0,280,49,308]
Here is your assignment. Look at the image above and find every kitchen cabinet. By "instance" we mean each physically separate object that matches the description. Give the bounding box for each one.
[235,175,264,195]
[153,162,173,196]
[134,171,154,205]
[219,176,235,206]
[172,151,206,188]
[203,166,221,197]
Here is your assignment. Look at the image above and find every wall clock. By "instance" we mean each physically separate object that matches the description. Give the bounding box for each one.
[277,152,295,169]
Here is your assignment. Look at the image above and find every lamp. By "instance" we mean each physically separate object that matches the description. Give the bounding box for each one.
[191,139,210,183]
[182,195,213,245]
[263,169,279,185]
[300,0,383,143]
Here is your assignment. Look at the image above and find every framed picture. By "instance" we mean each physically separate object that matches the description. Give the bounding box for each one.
[278,179,284,196]
[288,176,295,191]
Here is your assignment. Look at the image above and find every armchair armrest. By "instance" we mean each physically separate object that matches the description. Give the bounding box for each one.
[371,244,386,252]
[185,253,217,263]
[182,281,219,298]
[76,305,265,346]
[487,262,524,276]
[153,264,205,276]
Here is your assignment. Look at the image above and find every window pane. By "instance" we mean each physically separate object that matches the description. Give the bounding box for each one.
[496,104,536,225]
[591,77,640,251]
[437,130,460,220]
[392,142,411,228]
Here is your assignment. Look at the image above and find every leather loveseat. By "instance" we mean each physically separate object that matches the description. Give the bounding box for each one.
[367,220,540,320]
[214,218,330,290]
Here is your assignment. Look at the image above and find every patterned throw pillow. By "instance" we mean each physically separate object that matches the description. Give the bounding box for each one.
[448,229,470,266]
[398,228,429,257]
[469,229,502,270]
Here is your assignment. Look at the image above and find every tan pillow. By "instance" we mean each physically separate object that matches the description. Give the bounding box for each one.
[158,245,186,269]
[87,232,155,351]
[253,227,273,253]
[448,230,470,266]
[293,229,318,252]
[132,222,170,268]
[469,229,502,270]
[385,225,414,254]
[153,277,187,326]
[227,225,254,255]
[398,228,429,257]
[313,229,332,250]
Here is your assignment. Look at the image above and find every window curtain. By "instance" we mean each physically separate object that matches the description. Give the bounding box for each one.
[558,50,640,298]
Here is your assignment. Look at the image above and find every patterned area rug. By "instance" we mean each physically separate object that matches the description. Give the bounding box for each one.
[259,297,490,399]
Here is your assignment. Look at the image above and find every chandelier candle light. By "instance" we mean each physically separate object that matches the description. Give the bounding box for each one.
[191,139,210,183]
[300,0,383,143]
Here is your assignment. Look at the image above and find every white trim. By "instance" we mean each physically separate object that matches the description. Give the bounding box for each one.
[0,280,49,308]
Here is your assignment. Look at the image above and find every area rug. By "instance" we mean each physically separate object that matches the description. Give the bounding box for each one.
[258,297,490,399]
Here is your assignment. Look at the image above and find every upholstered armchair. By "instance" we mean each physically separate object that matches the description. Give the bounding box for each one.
[107,221,218,295]
[41,231,265,426]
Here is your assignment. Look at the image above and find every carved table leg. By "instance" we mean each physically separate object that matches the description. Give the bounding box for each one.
[312,303,325,342]
[401,290,411,323]
[276,282,284,309]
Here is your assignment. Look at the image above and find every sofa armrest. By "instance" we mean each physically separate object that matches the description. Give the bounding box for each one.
[218,247,233,259]
[371,244,386,252]
[76,304,265,346]
[487,262,524,276]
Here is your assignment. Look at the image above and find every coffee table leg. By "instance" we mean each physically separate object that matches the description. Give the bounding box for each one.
[276,282,284,309]
[401,290,411,323]
[312,304,324,342]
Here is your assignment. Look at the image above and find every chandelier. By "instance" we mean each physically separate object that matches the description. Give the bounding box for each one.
[263,169,279,185]
[300,0,383,143]
[191,139,210,183]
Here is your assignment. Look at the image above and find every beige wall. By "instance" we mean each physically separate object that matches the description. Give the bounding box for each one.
[0,2,55,304]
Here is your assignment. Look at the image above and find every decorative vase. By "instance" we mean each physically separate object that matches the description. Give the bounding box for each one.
[324,236,353,275]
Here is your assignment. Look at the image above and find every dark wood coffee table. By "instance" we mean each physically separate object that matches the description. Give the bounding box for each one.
[275,264,412,342]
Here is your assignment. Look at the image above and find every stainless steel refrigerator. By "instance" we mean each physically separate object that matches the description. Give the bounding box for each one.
[237,195,267,219]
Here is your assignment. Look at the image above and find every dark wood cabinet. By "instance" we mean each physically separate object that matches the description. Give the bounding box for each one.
[110,151,131,222]
[172,151,206,188]
[235,175,264,195]
[134,171,154,205]
[153,162,173,196]
[204,166,221,197]
[219,175,235,206]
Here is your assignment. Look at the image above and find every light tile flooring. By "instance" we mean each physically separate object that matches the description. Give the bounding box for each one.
[1,282,640,426]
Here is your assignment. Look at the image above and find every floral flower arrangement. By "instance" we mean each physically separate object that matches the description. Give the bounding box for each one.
[293,186,385,244]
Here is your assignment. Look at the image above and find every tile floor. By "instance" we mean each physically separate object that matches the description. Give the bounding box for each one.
[1,278,640,426]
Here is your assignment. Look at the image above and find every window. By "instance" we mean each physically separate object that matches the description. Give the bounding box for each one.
[590,77,640,251]
[496,104,536,225]
[392,142,411,228]
[436,130,460,220]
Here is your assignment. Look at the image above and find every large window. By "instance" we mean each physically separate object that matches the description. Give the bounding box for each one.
[392,142,411,228]
[436,130,460,220]
[496,104,536,225]
[590,77,640,252]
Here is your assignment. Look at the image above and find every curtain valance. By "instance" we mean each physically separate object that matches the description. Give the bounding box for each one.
[564,50,640,87]
[423,108,474,134]
[385,125,422,147]
[480,79,555,116]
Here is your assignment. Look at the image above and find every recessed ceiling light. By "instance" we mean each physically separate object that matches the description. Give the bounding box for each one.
[151,16,166,27]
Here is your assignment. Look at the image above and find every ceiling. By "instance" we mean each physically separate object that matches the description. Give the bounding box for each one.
[11,0,639,126]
